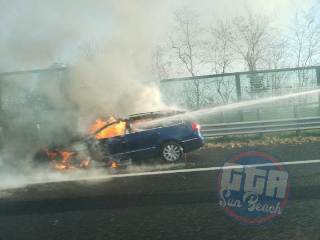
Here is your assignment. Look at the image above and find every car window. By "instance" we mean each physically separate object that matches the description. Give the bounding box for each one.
[129,115,182,133]
[130,117,166,132]
[130,118,152,133]
[163,118,183,126]
[151,114,183,127]
[94,121,127,139]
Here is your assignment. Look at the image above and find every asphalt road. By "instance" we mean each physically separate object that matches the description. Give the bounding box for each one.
[1,143,320,240]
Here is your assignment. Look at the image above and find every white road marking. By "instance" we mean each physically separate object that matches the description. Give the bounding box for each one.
[45,158,320,183]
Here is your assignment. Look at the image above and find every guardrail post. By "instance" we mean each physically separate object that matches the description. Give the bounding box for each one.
[220,111,225,123]
[0,85,3,146]
[317,67,320,110]
[0,126,3,144]
[0,87,2,114]
[220,112,227,142]
[294,106,301,137]
[235,74,242,101]
[257,108,263,139]
[235,74,244,122]
[36,121,42,140]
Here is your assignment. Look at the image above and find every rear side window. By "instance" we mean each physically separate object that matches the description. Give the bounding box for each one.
[130,118,163,132]
[95,121,127,139]
[130,118,152,133]
[129,115,182,133]
[161,117,183,127]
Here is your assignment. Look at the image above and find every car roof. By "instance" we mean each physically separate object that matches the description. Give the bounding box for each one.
[119,110,185,121]
[88,110,185,137]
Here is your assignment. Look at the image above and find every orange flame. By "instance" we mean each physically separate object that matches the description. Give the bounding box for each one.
[55,151,75,169]
[44,148,58,158]
[44,148,88,170]
[89,117,116,135]
[44,116,118,170]
[94,121,126,139]
[80,160,90,168]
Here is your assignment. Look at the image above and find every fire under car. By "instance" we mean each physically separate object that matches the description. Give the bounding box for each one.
[63,110,205,167]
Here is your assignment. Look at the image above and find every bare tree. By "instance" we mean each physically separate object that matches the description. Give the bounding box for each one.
[261,36,288,70]
[215,8,276,72]
[169,6,204,76]
[258,36,291,94]
[285,6,320,89]
[235,11,276,72]
[200,20,237,104]
[168,6,205,109]
[207,20,236,74]
[287,6,320,68]
[213,8,277,96]
[151,45,171,81]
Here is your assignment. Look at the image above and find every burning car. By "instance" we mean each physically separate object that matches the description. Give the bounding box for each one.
[42,110,205,168]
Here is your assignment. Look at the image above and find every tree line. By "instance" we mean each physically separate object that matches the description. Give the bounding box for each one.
[152,5,320,81]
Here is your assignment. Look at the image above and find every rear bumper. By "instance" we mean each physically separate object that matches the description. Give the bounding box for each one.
[180,137,205,153]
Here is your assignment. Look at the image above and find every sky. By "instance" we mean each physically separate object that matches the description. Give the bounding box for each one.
[0,0,316,72]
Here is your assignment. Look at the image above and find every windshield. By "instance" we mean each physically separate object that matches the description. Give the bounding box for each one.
[94,121,127,139]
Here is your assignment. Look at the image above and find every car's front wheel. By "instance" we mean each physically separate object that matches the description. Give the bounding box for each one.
[161,142,183,163]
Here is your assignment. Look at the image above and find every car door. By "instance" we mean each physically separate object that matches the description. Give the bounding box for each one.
[90,121,128,160]
[125,119,160,159]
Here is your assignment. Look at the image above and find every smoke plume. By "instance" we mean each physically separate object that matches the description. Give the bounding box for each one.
[1,0,172,134]
[65,0,169,119]
[0,0,173,190]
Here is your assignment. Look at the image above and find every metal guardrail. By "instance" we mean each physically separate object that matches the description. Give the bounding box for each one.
[160,65,320,112]
[161,66,320,83]
[0,67,68,77]
[201,116,320,137]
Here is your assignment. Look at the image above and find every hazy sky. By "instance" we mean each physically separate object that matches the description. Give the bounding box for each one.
[168,0,314,28]
[0,0,316,71]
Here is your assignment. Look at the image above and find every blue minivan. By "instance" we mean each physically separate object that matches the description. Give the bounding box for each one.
[79,110,205,165]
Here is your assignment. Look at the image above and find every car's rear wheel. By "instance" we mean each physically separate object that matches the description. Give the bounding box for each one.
[161,142,183,163]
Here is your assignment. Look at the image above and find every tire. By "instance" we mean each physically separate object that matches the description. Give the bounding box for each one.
[161,142,183,163]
